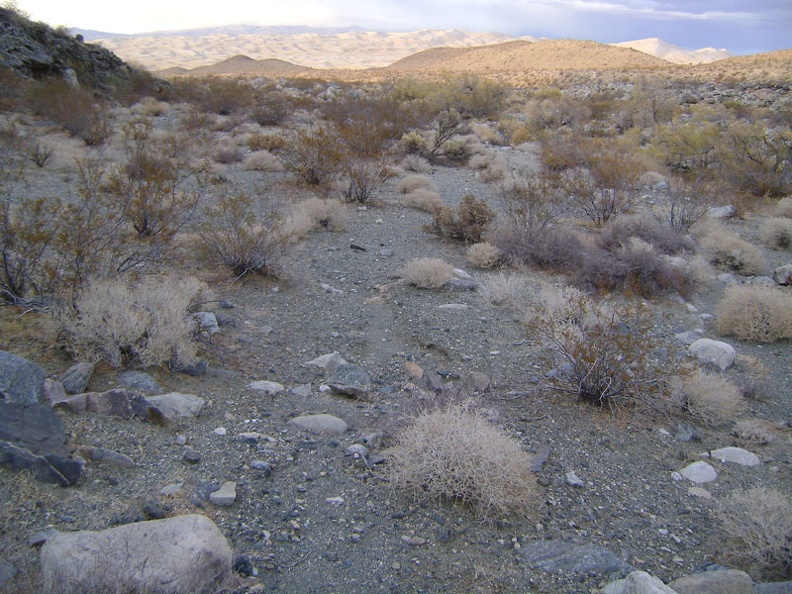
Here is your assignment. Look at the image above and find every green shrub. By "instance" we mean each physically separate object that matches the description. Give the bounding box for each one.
[716,285,792,342]
[387,402,536,518]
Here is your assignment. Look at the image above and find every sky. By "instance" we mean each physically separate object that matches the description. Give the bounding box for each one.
[13,0,792,55]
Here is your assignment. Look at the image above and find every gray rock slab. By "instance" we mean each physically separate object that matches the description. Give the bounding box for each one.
[209,481,237,506]
[0,401,69,457]
[669,568,754,594]
[519,540,633,575]
[40,515,233,594]
[773,264,792,285]
[289,413,348,435]
[0,350,45,404]
[755,581,792,594]
[58,362,94,395]
[248,380,285,395]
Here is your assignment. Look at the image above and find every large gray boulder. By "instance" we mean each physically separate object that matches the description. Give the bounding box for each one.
[0,350,45,404]
[688,338,736,371]
[40,514,233,594]
[601,570,678,594]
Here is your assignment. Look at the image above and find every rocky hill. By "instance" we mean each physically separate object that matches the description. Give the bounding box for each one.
[0,7,130,89]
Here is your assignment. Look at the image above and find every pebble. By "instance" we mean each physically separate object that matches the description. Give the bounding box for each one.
[346,444,369,458]
[325,497,345,506]
[566,470,585,487]
[183,448,201,464]
[213,427,227,436]
[248,381,285,395]
[688,486,712,499]
[679,461,718,483]
[401,535,427,546]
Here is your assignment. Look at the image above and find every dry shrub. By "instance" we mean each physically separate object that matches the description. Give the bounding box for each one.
[426,195,495,244]
[242,150,284,172]
[61,275,207,369]
[469,153,508,183]
[669,368,744,426]
[397,174,436,194]
[399,257,454,289]
[403,188,444,213]
[732,418,776,445]
[400,154,432,174]
[773,196,792,218]
[717,487,792,580]
[466,242,502,268]
[285,197,346,238]
[698,221,767,275]
[282,126,345,186]
[477,272,532,307]
[247,133,287,153]
[759,217,792,250]
[716,285,792,342]
[387,402,536,519]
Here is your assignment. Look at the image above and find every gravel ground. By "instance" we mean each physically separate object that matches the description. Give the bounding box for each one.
[1,118,791,594]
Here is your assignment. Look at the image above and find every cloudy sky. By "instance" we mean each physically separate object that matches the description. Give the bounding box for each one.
[15,0,791,55]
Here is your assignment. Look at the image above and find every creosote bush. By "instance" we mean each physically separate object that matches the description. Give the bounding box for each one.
[466,242,502,268]
[399,257,454,289]
[387,402,536,519]
[61,275,206,369]
[717,487,792,580]
[669,367,744,426]
[716,285,792,342]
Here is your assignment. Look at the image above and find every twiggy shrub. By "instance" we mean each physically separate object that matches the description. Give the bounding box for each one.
[698,221,766,275]
[716,285,792,342]
[466,242,502,268]
[400,154,432,173]
[61,275,206,369]
[399,257,454,289]
[343,159,386,203]
[477,272,531,308]
[29,80,113,146]
[652,178,712,233]
[282,126,345,186]
[759,217,792,250]
[426,195,495,244]
[526,286,667,410]
[716,487,792,580]
[198,192,291,278]
[498,173,559,242]
[670,368,744,426]
[242,151,284,172]
[387,402,536,519]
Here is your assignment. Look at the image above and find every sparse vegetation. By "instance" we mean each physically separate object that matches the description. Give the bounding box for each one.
[425,194,495,244]
[399,257,454,289]
[670,367,745,426]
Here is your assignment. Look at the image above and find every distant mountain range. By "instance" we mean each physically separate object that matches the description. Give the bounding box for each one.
[73,25,731,72]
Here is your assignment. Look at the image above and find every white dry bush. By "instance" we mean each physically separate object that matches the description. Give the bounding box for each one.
[402,188,444,212]
[716,285,792,342]
[697,221,766,275]
[717,487,792,580]
[669,367,745,426]
[242,150,284,172]
[130,97,170,117]
[284,197,346,238]
[477,272,532,308]
[397,174,436,194]
[759,217,792,250]
[469,152,508,183]
[399,257,454,289]
[773,196,792,218]
[388,402,536,519]
[466,242,502,268]
[62,275,207,369]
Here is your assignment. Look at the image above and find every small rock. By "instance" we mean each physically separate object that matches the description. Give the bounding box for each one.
[675,422,702,442]
[213,427,227,436]
[58,362,94,395]
[674,329,703,345]
[601,570,678,594]
[183,448,201,464]
[193,311,219,334]
[78,447,136,468]
[145,393,206,421]
[325,363,371,398]
[0,350,45,404]
[445,277,477,291]
[706,446,761,466]
[289,414,348,435]
[679,460,718,483]
[325,497,345,506]
[117,370,162,394]
[401,535,427,546]
[248,380,285,395]
[405,361,424,380]
[290,384,312,397]
[687,486,712,499]
[250,460,272,475]
[566,471,584,487]
[209,481,237,506]
[346,444,369,458]
[141,501,167,520]
[304,352,346,370]
[708,204,734,218]
[773,264,792,285]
